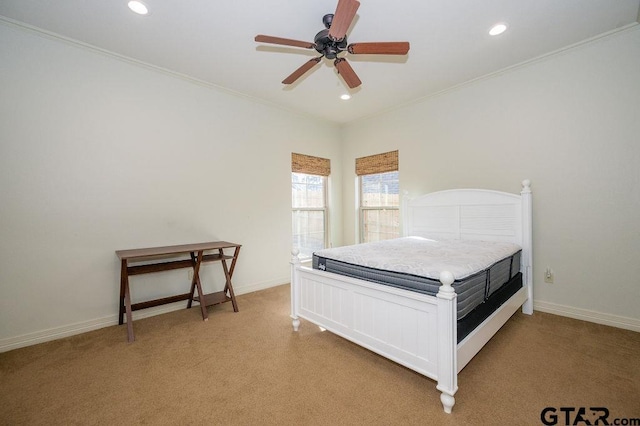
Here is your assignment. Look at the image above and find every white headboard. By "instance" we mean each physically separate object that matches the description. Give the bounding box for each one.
[403,180,530,243]
[402,180,533,313]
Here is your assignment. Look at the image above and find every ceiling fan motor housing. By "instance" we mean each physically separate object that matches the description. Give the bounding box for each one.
[314,29,347,59]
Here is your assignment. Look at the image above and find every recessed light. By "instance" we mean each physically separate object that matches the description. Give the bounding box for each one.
[489,23,508,36]
[340,94,351,100]
[128,1,149,15]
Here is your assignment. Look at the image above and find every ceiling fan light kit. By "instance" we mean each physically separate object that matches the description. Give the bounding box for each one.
[489,23,508,36]
[127,1,149,16]
[255,0,410,89]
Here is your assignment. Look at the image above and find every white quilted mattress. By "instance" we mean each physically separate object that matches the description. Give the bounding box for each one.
[314,236,521,280]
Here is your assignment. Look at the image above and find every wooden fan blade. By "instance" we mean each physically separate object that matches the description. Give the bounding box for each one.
[347,42,410,55]
[255,35,315,49]
[334,58,362,88]
[328,0,360,41]
[282,57,322,85]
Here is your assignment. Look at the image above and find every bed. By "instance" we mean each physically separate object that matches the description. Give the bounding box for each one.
[289,180,533,413]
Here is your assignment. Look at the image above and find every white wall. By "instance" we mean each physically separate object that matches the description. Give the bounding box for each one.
[2,19,638,351]
[341,27,640,328]
[0,21,342,350]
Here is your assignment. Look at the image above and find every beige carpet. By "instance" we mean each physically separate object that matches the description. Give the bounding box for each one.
[1,284,638,425]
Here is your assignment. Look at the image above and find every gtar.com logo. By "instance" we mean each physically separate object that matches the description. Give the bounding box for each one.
[540,407,639,426]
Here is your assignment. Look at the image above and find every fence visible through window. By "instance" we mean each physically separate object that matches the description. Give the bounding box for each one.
[360,170,399,243]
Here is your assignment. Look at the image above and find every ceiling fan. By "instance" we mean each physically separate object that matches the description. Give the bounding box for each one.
[255,0,410,89]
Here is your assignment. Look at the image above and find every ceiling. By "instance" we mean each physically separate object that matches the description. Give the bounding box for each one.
[1,1,639,124]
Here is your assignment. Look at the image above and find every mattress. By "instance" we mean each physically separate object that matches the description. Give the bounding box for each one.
[312,237,522,320]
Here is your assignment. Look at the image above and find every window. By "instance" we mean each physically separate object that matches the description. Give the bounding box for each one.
[356,151,399,243]
[292,173,327,258]
[292,153,330,258]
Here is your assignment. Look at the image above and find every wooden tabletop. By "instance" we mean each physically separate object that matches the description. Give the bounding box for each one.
[115,241,241,260]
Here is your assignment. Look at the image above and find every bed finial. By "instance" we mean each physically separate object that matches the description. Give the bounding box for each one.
[521,179,531,192]
[439,271,455,294]
[291,248,300,263]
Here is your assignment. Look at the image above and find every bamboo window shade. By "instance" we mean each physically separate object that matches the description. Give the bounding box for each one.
[291,153,331,176]
[355,150,398,176]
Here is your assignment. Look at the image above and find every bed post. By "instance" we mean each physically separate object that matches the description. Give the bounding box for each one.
[436,271,458,414]
[290,249,301,331]
[521,179,534,315]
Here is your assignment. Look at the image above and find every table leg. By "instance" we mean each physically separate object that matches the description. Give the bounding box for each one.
[220,247,239,312]
[187,252,197,309]
[119,259,127,325]
[227,246,241,279]
[193,250,209,321]
[122,260,135,342]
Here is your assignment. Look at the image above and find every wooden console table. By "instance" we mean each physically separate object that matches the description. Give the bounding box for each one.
[115,241,241,342]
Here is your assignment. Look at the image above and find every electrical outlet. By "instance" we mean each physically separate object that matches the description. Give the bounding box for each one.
[544,267,554,284]
[188,270,194,280]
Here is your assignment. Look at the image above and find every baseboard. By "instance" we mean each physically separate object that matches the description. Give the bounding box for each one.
[0,315,119,354]
[7,285,635,353]
[534,300,640,332]
[0,277,289,353]
[234,277,289,296]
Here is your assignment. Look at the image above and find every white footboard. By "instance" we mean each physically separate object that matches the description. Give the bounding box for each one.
[290,252,458,413]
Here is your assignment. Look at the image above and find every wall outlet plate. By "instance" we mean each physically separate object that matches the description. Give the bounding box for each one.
[544,267,554,284]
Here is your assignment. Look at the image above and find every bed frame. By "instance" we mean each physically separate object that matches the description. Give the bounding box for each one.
[290,180,533,413]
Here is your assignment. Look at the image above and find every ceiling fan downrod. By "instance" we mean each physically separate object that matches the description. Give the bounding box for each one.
[322,13,334,29]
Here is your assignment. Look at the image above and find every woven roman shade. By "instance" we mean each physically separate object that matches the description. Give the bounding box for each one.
[355,150,398,176]
[291,153,331,176]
